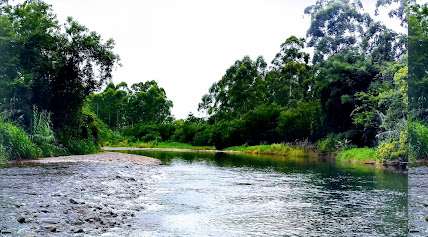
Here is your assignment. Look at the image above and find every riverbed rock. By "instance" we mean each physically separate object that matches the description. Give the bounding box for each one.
[17,216,26,223]
[45,225,57,232]
[69,198,79,204]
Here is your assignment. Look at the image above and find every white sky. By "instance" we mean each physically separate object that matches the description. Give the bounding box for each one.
[45,0,401,119]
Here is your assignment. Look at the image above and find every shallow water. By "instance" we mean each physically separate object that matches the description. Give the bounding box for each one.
[0,151,408,236]
[125,151,408,236]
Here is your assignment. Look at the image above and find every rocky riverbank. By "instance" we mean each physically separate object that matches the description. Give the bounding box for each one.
[409,166,428,236]
[0,152,159,236]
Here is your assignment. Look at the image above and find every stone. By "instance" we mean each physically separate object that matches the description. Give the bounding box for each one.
[69,198,79,204]
[17,216,26,224]
[46,225,57,232]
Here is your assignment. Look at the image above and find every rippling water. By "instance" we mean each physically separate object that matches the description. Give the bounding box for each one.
[124,151,408,237]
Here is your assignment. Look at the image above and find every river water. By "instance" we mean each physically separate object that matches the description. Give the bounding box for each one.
[125,151,408,237]
[0,151,409,236]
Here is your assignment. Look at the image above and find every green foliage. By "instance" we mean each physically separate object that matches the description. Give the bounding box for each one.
[409,121,428,160]
[376,142,402,161]
[198,56,267,117]
[305,0,405,64]
[225,144,307,157]
[337,148,378,162]
[0,118,40,160]
[87,81,173,129]
[316,133,354,153]
[0,0,119,136]
[0,144,7,164]
[66,139,99,155]
[31,107,66,157]
[277,102,322,142]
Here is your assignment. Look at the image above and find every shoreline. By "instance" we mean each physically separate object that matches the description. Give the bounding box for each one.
[9,152,161,166]
[102,146,407,171]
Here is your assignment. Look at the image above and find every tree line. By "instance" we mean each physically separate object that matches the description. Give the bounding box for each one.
[0,0,427,162]
[86,0,423,162]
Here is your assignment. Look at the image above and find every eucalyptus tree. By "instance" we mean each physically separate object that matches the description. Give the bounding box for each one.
[198,56,267,119]
[127,80,173,125]
[305,0,406,64]
[266,36,312,106]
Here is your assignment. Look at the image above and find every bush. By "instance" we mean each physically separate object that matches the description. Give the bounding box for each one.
[123,122,174,142]
[58,107,104,154]
[316,133,353,152]
[409,121,428,160]
[316,134,340,152]
[192,125,213,146]
[211,119,245,149]
[0,119,41,160]
[239,104,281,145]
[277,102,321,142]
[66,139,99,155]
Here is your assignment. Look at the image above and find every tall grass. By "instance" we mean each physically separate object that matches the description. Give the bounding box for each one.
[31,107,67,157]
[0,118,41,160]
[225,143,307,157]
[336,148,378,162]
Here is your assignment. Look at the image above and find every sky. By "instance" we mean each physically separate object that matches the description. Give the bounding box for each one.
[44,0,402,119]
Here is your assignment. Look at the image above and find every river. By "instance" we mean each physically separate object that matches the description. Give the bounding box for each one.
[0,150,408,236]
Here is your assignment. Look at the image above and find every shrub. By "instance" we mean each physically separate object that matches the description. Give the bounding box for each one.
[409,121,428,160]
[277,102,322,142]
[316,134,340,152]
[0,119,41,160]
[192,126,213,146]
[211,119,245,149]
[316,133,355,152]
[66,139,99,155]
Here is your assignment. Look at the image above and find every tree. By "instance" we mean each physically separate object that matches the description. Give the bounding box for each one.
[198,56,267,118]
[266,36,312,106]
[0,1,119,135]
[127,80,173,125]
[87,82,129,129]
[305,0,406,64]
[315,51,379,144]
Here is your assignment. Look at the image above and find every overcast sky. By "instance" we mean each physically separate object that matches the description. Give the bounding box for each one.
[45,0,401,119]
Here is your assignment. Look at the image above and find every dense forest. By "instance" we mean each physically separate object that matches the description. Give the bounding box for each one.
[0,0,427,164]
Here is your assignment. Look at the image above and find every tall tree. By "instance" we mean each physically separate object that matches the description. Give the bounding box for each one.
[0,1,119,133]
[198,56,267,118]
[266,36,311,106]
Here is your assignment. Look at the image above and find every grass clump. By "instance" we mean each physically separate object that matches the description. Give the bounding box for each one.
[336,148,378,162]
[225,143,307,157]
[0,119,41,160]
[31,107,67,157]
